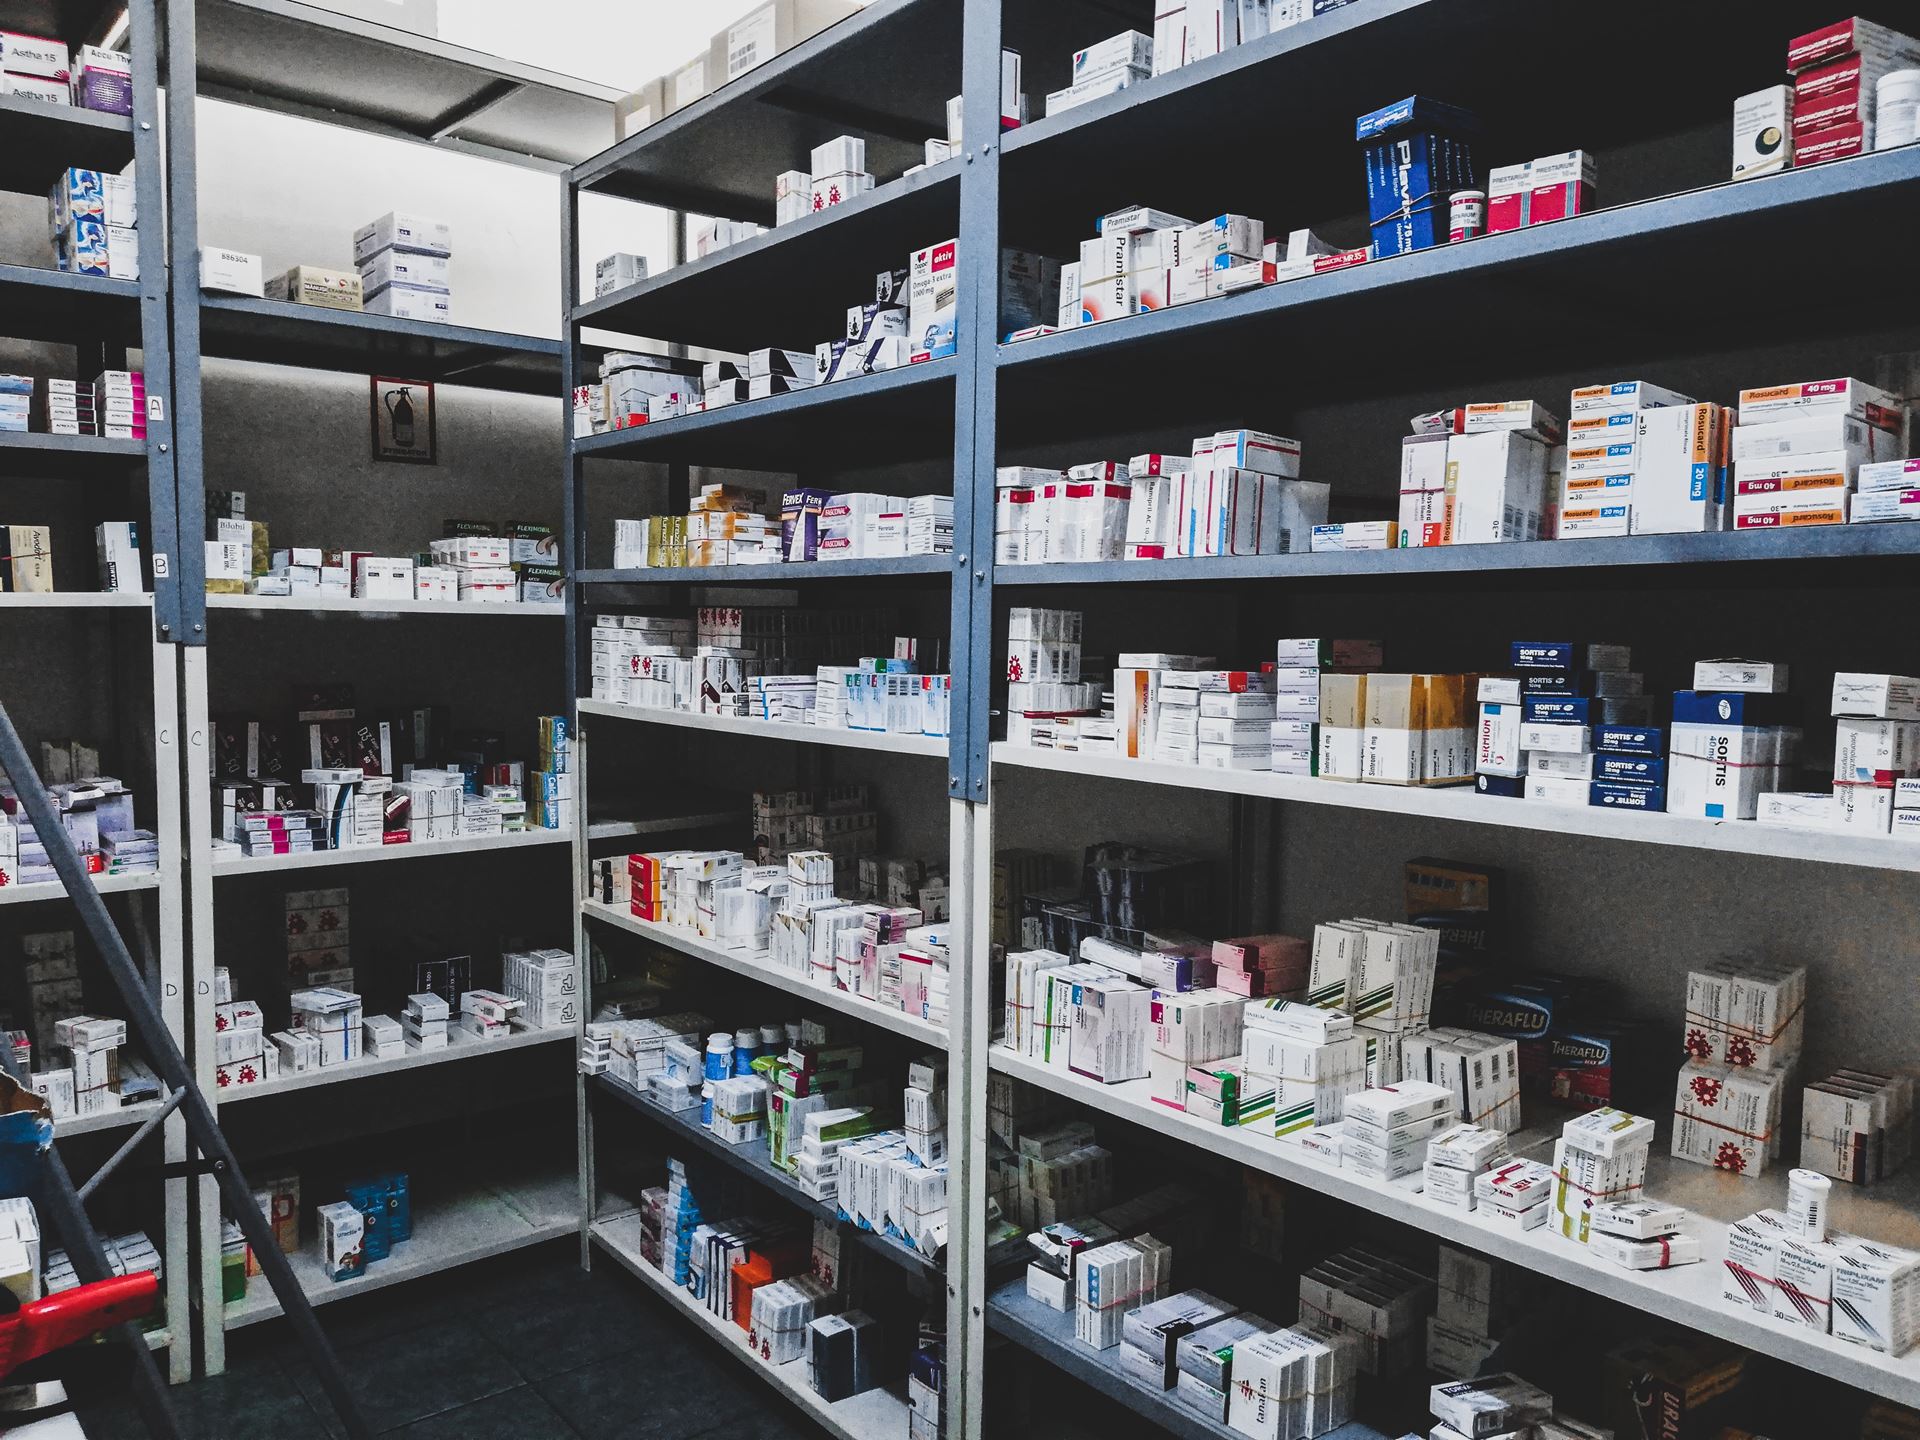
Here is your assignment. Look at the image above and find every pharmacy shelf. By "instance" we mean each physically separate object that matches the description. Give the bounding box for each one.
[217,1024,571,1105]
[207,593,564,618]
[208,825,571,877]
[576,165,961,353]
[996,147,1920,434]
[0,94,135,195]
[988,1044,1920,1410]
[0,870,160,908]
[579,698,947,759]
[196,294,563,395]
[222,1167,576,1329]
[595,1074,935,1278]
[0,429,146,478]
[586,812,736,842]
[583,899,948,1051]
[999,0,1821,248]
[592,1211,914,1440]
[996,526,1920,586]
[59,1097,167,1140]
[0,262,140,345]
[195,0,621,168]
[985,1278,1393,1440]
[573,0,956,216]
[578,554,956,586]
[993,744,1920,875]
[571,355,958,469]
[0,591,152,609]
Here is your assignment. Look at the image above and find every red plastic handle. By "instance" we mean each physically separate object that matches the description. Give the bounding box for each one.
[0,1273,160,1376]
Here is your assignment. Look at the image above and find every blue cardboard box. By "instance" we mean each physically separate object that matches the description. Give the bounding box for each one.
[1355,96,1479,257]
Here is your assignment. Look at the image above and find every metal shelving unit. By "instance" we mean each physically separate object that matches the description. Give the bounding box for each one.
[555,0,1920,1435]
[159,0,588,1378]
[562,5,990,1430]
[0,0,191,1383]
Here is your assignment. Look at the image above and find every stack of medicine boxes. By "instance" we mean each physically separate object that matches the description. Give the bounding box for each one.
[1048,30,1151,116]
[1670,658,1799,821]
[1396,402,1558,549]
[1788,16,1920,168]
[403,992,449,1052]
[1730,377,1908,531]
[1559,380,1712,538]
[50,166,136,280]
[1550,1107,1653,1245]
[1356,95,1479,258]
[1476,641,1661,812]
[807,136,873,213]
[1673,960,1800,1178]
[354,212,453,322]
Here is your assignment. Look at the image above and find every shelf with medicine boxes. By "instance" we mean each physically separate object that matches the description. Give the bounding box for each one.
[985,1279,1396,1440]
[572,354,961,469]
[191,0,623,169]
[578,554,959,587]
[987,1044,1920,1411]
[584,899,949,1051]
[206,592,565,618]
[995,147,1920,437]
[990,744,1920,875]
[995,0,1856,281]
[577,166,962,355]
[0,870,161,909]
[0,428,149,477]
[216,1022,572,1104]
[195,295,564,397]
[221,1164,577,1329]
[591,1211,916,1440]
[574,0,961,218]
[579,698,950,759]
[0,262,141,345]
[207,824,574,878]
[994,526,1920,588]
[593,1072,937,1277]
[0,0,190,1378]
[0,92,134,195]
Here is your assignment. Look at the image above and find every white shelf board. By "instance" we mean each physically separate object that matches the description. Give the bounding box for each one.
[0,592,151,610]
[0,870,159,908]
[216,1025,572,1105]
[587,811,736,841]
[223,1168,576,1329]
[578,699,947,757]
[582,900,947,1049]
[988,1045,1920,1409]
[993,743,1920,873]
[57,1097,167,1140]
[210,826,571,877]
[207,593,563,618]
[592,1212,913,1440]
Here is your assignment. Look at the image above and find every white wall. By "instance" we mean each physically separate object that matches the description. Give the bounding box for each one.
[190,97,673,337]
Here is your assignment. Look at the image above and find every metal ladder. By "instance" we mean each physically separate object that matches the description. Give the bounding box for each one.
[0,701,372,1439]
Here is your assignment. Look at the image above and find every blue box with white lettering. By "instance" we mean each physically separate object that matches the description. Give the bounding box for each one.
[1523,694,1657,726]
[1670,691,1796,727]
[1475,773,1525,798]
[1594,754,1665,784]
[1595,723,1664,756]
[1355,96,1479,257]
[1590,781,1666,812]
[1511,641,1575,670]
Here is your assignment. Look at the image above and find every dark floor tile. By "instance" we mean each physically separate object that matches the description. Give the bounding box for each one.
[469,1263,678,1381]
[77,1368,337,1440]
[387,1385,579,1439]
[533,1341,760,1440]
[282,1316,526,1437]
